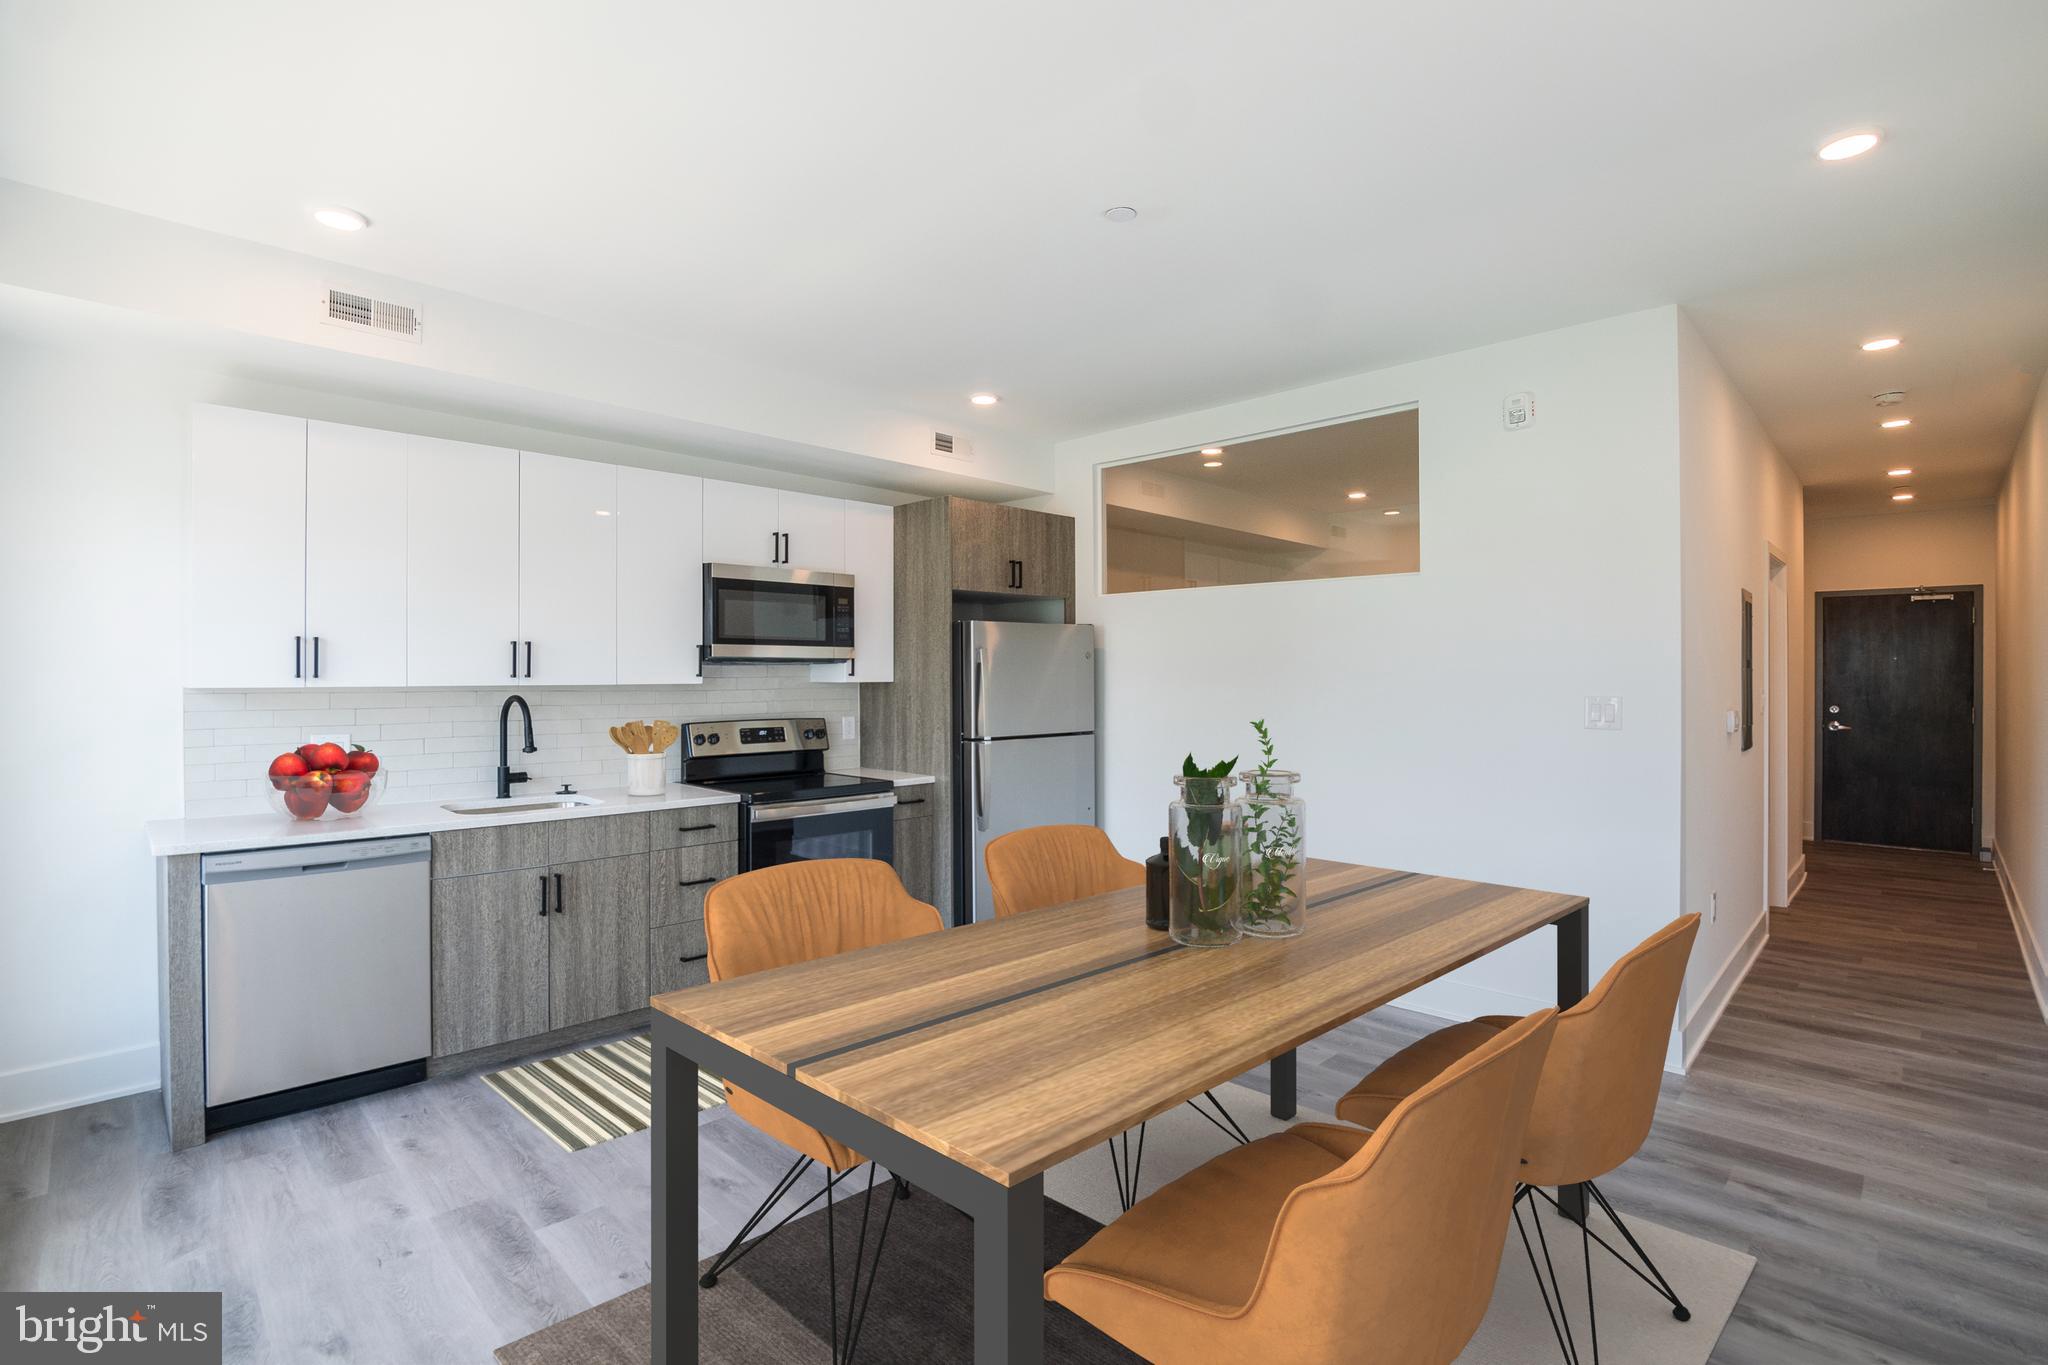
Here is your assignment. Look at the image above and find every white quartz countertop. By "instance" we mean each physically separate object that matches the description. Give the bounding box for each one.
[146,768,936,857]
[145,784,741,859]
[832,767,936,788]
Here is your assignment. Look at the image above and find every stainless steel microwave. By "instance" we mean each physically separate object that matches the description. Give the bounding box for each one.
[701,563,855,663]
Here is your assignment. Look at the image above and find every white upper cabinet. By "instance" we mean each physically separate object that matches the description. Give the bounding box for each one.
[304,422,409,688]
[617,466,704,684]
[518,451,618,686]
[188,408,890,693]
[407,436,520,686]
[187,406,308,689]
[700,481,845,571]
[813,500,894,683]
[776,490,845,571]
[700,480,783,567]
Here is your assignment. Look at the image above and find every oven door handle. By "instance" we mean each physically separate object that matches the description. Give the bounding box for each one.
[749,793,899,823]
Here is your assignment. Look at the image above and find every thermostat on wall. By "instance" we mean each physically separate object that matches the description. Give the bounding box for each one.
[1504,391,1536,431]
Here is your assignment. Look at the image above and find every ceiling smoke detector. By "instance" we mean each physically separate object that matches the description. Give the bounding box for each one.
[1102,206,1138,223]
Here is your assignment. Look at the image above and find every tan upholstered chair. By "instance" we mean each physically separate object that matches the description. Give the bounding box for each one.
[1046,1009,1558,1364]
[985,824,1251,1208]
[698,859,943,1359]
[984,823,1145,919]
[1336,914,1703,1360]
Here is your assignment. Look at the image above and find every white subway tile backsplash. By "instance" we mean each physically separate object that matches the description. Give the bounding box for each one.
[181,666,860,814]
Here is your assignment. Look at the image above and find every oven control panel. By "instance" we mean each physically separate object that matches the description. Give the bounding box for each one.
[683,717,831,755]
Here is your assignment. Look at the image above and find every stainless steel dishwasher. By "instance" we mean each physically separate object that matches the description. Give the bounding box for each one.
[201,835,431,1130]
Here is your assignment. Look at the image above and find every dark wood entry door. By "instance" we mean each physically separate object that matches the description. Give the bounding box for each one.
[1818,590,1977,852]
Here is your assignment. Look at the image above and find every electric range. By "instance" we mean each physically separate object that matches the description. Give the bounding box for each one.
[680,717,896,871]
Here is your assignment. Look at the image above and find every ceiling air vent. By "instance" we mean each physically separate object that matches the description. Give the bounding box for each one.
[933,430,973,460]
[322,287,421,342]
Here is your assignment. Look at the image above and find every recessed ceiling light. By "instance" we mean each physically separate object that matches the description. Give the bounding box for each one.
[1887,467,1913,477]
[1817,131,1881,161]
[1861,337,1901,352]
[1202,459,1223,468]
[1880,417,1911,429]
[1383,509,1401,517]
[312,206,368,232]
[1891,490,1915,502]
[969,393,1000,406]
[1200,447,1224,456]
[1346,490,1368,500]
[1102,206,1138,223]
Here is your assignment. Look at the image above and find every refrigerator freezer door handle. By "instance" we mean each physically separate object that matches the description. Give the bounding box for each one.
[973,647,987,738]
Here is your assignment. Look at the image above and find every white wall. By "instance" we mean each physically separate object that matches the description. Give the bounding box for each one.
[1675,314,1805,1065]
[0,326,885,1121]
[1050,308,1688,1045]
[1995,372,2048,1017]
[0,333,188,1120]
[1804,504,1997,844]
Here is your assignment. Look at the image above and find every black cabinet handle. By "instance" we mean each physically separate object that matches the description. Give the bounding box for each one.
[311,636,321,679]
[537,876,548,918]
[769,530,780,564]
[897,797,926,807]
[675,821,717,833]
[677,876,718,888]
[553,871,564,914]
[511,641,519,679]
[294,635,303,679]
[678,952,708,964]
[524,641,533,678]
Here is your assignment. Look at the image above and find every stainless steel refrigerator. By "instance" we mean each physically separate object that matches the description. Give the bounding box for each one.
[955,620,1098,924]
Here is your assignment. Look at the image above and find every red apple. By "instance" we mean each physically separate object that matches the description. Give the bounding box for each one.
[345,745,380,774]
[268,752,309,790]
[329,769,371,813]
[307,741,349,771]
[296,743,324,766]
[282,772,331,819]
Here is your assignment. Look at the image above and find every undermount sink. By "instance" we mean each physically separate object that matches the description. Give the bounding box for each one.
[441,796,603,816]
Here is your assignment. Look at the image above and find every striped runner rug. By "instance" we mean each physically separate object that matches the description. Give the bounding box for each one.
[483,1033,726,1153]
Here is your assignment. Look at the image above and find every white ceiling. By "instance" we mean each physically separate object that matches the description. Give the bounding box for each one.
[4,1,2045,513]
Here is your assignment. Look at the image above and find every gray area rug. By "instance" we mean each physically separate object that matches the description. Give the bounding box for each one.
[498,1082,1753,1363]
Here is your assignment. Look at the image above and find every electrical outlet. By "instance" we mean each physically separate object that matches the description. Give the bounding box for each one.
[1710,891,1718,923]
[1584,697,1622,730]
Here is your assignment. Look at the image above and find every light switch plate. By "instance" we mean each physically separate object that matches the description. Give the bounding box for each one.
[839,715,856,741]
[1584,697,1622,730]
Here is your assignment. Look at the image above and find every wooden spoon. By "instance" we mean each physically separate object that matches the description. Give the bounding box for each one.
[652,721,679,753]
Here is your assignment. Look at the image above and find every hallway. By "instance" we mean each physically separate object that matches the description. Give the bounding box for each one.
[1259,841,2048,1363]
[1560,842,2045,1363]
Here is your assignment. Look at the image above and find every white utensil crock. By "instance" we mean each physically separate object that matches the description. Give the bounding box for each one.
[624,753,666,797]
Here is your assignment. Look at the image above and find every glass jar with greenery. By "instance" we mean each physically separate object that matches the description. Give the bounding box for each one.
[1242,720,1306,937]
[1169,756,1243,947]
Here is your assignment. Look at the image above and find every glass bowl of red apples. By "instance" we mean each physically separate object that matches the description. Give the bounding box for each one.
[266,742,385,820]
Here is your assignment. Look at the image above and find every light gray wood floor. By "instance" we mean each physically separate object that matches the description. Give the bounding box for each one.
[2,840,2043,1362]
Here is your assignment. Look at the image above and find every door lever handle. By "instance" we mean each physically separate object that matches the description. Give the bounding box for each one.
[1827,720,1852,732]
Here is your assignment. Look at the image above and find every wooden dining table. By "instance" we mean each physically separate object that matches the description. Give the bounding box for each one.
[649,858,1589,1363]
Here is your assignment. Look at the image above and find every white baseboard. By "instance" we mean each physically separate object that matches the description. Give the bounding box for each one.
[0,1042,159,1124]
[1783,855,1808,907]
[1680,912,1769,1070]
[1992,842,2048,1026]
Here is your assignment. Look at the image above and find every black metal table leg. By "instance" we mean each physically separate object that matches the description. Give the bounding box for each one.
[1556,905,1591,1226]
[1269,1048,1297,1120]
[652,1037,699,1363]
[974,1175,1045,1364]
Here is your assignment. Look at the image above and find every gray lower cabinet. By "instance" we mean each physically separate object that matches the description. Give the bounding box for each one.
[548,853,650,1030]
[650,919,710,996]
[894,794,936,905]
[431,868,552,1056]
